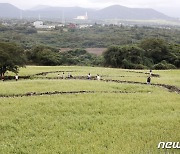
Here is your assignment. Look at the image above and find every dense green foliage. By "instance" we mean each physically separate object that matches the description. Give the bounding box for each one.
[26,46,103,66]
[59,49,103,66]
[0,23,180,70]
[104,38,180,69]
[26,46,61,65]
[1,38,179,71]
[0,24,180,49]
[0,42,26,78]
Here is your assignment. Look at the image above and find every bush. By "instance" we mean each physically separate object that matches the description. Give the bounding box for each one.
[153,63,168,70]
[134,64,147,69]
[153,62,176,70]
[60,49,102,66]
[166,64,176,69]
[122,59,134,69]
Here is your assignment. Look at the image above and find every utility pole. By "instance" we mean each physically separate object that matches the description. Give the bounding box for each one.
[39,14,41,20]
[62,10,65,24]
[20,10,22,20]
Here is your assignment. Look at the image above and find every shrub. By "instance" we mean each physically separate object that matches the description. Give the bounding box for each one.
[153,63,168,70]
[166,64,176,69]
[122,59,134,69]
[134,64,147,69]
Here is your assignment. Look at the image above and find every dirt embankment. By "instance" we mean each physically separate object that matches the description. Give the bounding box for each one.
[0,90,142,98]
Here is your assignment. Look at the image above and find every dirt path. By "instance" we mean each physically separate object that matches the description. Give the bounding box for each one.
[34,70,76,76]
[125,70,160,77]
[103,79,180,94]
[0,90,145,98]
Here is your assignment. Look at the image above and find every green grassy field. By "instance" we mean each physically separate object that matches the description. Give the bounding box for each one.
[9,66,180,87]
[1,66,180,154]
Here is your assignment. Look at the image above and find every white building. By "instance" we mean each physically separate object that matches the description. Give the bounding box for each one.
[33,21,43,28]
[75,12,88,20]
[79,24,93,29]
[58,24,65,27]
[33,21,55,29]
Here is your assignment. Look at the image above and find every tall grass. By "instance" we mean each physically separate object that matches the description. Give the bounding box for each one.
[0,92,179,153]
[0,79,159,96]
[0,66,179,153]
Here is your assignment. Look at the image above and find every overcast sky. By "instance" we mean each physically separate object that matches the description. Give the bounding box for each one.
[0,0,180,18]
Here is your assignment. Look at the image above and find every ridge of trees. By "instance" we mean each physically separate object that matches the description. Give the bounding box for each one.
[0,38,179,77]
[0,25,180,49]
[104,38,180,69]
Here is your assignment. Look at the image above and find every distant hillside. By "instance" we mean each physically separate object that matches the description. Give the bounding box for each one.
[29,5,50,11]
[0,3,21,18]
[25,6,94,19]
[95,5,172,20]
[0,3,174,20]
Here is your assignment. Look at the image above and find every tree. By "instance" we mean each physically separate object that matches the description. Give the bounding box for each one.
[104,46,124,67]
[140,38,180,68]
[139,38,168,63]
[26,46,61,65]
[0,42,26,79]
[103,45,146,68]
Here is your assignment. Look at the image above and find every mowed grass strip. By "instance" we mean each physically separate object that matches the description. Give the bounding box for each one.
[0,79,162,96]
[0,92,179,153]
[12,66,180,87]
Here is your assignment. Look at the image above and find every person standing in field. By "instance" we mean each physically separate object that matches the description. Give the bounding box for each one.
[97,74,101,81]
[87,73,91,80]
[57,74,60,79]
[62,72,65,79]
[149,69,152,76]
[15,74,18,81]
[147,76,151,84]
[68,73,70,78]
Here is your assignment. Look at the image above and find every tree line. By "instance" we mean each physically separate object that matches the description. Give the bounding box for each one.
[104,38,180,69]
[0,24,180,49]
[0,38,179,78]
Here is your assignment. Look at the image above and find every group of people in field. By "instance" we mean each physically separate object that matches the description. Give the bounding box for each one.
[2,70,152,84]
[57,72,101,80]
[57,70,152,83]
[57,72,73,79]
[87,73,101,80]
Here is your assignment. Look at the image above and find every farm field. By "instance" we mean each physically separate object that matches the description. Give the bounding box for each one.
[0,66,180,153]
[16,66,180,87]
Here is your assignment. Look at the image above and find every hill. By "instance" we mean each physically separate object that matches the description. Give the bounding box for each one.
[0,3,21,18]
[25,6,94,19]
[0,3,174,20]
[96,5,172,20]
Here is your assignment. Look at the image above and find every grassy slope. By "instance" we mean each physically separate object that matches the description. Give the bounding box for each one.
[12,66,180,87]
[0,79,160,96]
[0,93,179,153]
[1,66,180,153]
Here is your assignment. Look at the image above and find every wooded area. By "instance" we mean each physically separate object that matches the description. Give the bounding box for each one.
[0,25,180,76]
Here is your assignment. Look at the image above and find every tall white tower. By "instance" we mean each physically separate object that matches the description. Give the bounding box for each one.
[20,10,22,20]
[85,12,88,19]
[62,10,65,24]
[38,14,41,20]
